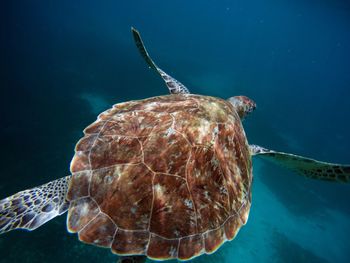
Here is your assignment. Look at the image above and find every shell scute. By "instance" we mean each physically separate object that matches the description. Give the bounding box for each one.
[238,200,251,225]
[150,174,197,239]
[143,97,198,113]
[90,163,153,230]
[67,171,91,201]
[90,136,142,169]
[112,229,149,255]
[78,213,117,247]
[195,97,233,123]
[118,95,200,115]
[178,234,204,260]
[84,120,106,134]
[204,227,225,254]
[142,130,191,176]
[186,147,230,232]
[67,197,99,233]
[75,134,98,152]
[147,234,179,260]
[224,214,242,241]
[70,151,91,173]
[214,122,251,214]
[101,111,172,137]
[173,111,218,147]
[97,107,120,121]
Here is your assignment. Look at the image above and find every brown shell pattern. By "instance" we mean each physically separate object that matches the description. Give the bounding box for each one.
[66,94,252,260]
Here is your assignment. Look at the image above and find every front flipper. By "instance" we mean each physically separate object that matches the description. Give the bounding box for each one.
[131,27,190,94]
[250,145,350,183]
[0,176,70,234]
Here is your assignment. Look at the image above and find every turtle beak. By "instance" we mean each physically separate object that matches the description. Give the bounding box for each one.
[247,101,256,113]
[251,103,256,112]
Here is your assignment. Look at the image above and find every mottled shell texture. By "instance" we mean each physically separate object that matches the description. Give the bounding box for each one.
[66,94,252,260]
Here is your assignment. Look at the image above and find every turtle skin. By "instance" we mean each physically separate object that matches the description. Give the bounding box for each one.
[65,94,252,260]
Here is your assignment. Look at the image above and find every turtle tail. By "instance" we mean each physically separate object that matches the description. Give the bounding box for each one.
[0,176,70,234]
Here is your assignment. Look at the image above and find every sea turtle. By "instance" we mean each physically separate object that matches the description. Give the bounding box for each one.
[0,28,349,263]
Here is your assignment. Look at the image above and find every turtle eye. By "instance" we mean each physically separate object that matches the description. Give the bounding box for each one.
[249,102,256,112]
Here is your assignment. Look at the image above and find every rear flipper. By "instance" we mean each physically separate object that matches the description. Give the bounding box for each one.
[250,145,350,183]
[0,176,70,234]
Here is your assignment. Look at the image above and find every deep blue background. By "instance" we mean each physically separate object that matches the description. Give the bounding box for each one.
[0,1,349,262]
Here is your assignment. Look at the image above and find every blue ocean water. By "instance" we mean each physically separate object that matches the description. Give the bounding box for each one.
[1,0,350,262]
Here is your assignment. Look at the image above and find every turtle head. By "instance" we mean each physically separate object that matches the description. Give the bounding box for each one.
[227,96,256,119]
